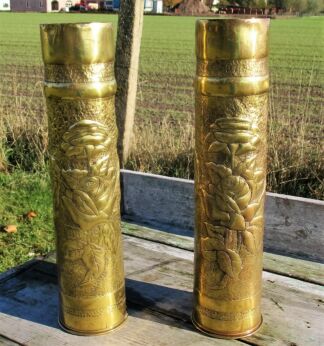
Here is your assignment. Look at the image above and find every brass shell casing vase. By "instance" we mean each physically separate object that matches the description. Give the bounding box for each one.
[40,23,127,335]
[193,19,269,338]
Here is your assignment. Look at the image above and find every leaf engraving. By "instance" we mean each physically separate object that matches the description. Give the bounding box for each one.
[205,223,226,237]
[74,190,99,216]
[201,117,265,289]
[242,231,256,254]
[55,119,120,296]
[217,250,242,279]
[242,203,260,222]
[82,244,105,279]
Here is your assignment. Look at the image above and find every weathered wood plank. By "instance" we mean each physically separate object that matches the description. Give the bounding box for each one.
[0,308,241,346]
[0,261,241,345]
[261,252,324,286]
[0,335,20,346]
[121,170,324,262]
[0,258,42,284]
[123,236,324,346]
[115,0,144,163]
[0,307,241,346]
[122,170,194,234]
[122,221,194,250]
[121,222,324,286]
[2,233,323,345]
[35,236,324,346]
[264,192,324,262]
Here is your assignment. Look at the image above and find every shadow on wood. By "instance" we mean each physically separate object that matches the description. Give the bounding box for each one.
[0,260,193,332]
[0,234,323,345]
[0,261,59,329]
[126,277,192,322]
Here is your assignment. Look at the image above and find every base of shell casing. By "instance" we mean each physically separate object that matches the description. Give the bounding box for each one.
[58,313,128,336]
[191,314,263,339]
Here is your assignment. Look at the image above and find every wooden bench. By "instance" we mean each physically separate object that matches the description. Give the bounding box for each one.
[0,171,323,345]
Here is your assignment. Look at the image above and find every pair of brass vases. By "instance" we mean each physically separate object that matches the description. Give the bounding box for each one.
[40,18,269,338]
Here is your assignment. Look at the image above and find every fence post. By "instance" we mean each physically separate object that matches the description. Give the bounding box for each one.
[115,0,144,165]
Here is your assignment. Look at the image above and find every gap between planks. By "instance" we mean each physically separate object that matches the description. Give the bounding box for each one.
[0,334,22,346]
[1,221,322,287]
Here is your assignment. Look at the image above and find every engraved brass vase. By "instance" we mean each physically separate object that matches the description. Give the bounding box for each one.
[193,18,269,338]
[40,23,127,335]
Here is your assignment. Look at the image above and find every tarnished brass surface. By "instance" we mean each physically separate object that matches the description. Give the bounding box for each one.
[40,23,127,335]
[193,18,269,338]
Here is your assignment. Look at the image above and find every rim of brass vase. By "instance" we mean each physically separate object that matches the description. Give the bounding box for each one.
[58,313,128,337]
[192,314,263,339]
[40,22,115,65]
[196,18,270,61]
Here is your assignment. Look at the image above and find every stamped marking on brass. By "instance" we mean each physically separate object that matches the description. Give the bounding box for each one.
[64,300,126,318]
[198,306,256,321]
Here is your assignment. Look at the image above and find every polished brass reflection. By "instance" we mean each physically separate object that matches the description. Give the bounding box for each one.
[193,18,269,339]
[40,23,127,335]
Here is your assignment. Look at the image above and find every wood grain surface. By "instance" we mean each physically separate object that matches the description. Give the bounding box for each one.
[1,229,323,346]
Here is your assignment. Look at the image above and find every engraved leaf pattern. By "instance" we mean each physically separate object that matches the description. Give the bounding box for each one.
[56,120,120,294]
[81,243,105,282]
[201,118,265,289]
[242,232,256,253]
[217,250,242,279]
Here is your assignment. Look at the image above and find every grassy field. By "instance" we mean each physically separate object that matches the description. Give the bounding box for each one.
[0,13,323,272]
[0,13,324,198]
[0,171,53,272]
[0,13,323,192]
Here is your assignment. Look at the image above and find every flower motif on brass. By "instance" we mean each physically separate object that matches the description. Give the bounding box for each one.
[201,118,265,289]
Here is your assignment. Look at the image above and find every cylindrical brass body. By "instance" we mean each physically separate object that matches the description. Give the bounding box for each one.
[40,23,127,335]
[193,19,269,338]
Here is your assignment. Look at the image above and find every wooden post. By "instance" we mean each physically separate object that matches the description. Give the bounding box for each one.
[115,0,144,165]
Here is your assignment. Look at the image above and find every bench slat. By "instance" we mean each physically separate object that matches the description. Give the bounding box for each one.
[121,222,324,285]
[121,170,324,262]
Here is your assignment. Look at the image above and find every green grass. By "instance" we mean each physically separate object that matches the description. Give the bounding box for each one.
[0,12,119,64]
[0,13,323,73]
[0,13,322,101]
[1,13,322,125]
[0,171,54,272]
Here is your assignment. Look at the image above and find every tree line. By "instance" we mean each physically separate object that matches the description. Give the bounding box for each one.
[215,0,324,13]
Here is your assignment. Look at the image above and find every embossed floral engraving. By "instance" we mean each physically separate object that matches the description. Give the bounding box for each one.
[53,120,121,296]
[201,118,265,289]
